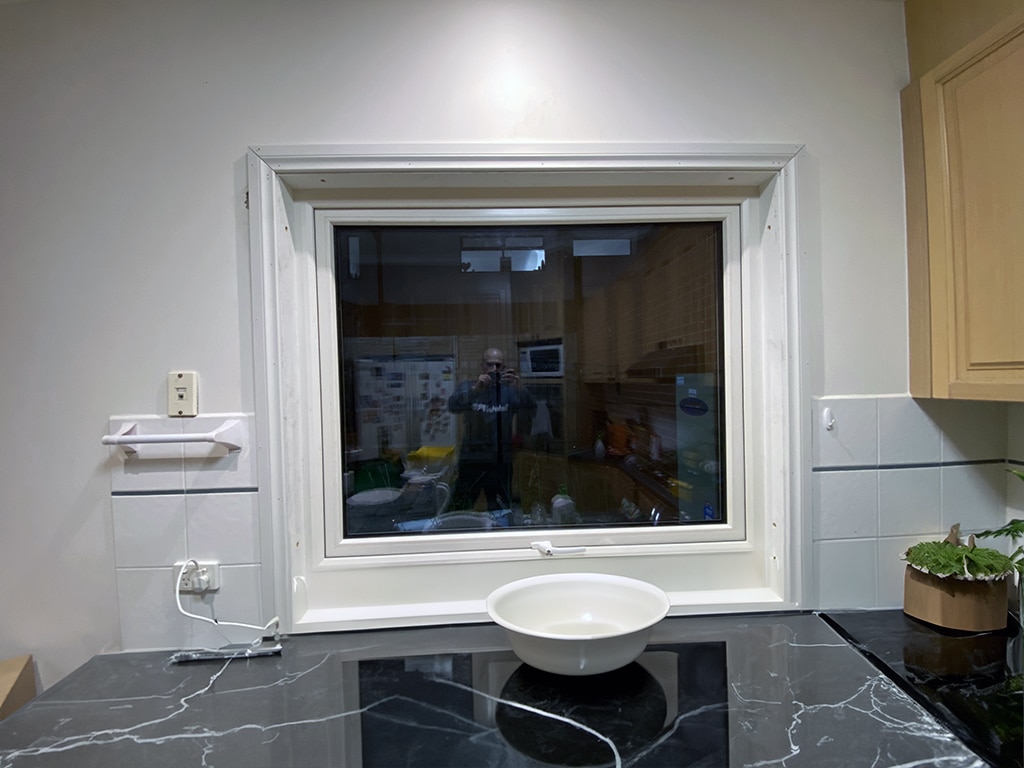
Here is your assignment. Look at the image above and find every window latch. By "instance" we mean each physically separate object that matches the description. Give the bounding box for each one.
[530,540,586,556]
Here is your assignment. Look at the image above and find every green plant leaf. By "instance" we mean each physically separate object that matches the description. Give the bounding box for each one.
[976,518,1024,544]
[904,539,1021,578]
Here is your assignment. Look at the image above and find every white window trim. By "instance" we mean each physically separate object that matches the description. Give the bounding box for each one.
[247,143,808,633]
[315,205,745,558]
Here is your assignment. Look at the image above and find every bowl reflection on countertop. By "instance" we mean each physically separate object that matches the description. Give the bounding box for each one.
[496,661,668,766]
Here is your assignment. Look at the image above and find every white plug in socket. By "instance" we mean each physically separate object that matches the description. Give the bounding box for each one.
[168,371,198,417]
[176,561,220,593]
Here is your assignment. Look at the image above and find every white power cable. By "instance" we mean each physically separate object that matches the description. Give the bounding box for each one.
[175,559,279,647]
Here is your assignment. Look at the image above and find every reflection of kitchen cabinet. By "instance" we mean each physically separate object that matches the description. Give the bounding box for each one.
[580,271,640,383]
[612,274,640,379]
[641,255,671,356]
[904,10,1024,400]
[579,227,720,384]
[511,266,564,343]
[512,288,563,342]
[581,296,614,381]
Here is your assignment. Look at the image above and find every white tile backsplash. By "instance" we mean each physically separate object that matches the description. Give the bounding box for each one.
[813,397,879,468]
[108,416,186,493]
[115,567,193,650]
[815,539,877,609]
[1008,466,1024,518]
[183,414,257,491]
[107,396,1017,644]
[933,400,1007,462]
[1008,404,1024,461]
[116,564,268,652]
[813,470,878,539]
[112,495,187,568]
[877,396,942,465]
[941,463,1006,533]
[876,536,918,608]
[878,467,942,537]
[109,413,263,651]
[187,565,268,649]
[811,394,1014,613]
[186,493,261,564]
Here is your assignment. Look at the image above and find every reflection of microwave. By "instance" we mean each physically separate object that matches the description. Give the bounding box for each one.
[518,343,564,378]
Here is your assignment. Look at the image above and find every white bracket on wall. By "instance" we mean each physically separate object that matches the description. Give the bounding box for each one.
[102,419,244,457]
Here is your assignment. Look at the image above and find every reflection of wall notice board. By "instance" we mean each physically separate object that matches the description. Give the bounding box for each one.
[355,357,455,460]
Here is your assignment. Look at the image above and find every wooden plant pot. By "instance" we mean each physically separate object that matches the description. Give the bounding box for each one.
[903,565,1008,632]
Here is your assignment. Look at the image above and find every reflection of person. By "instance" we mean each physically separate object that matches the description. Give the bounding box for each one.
[447,348,536,510]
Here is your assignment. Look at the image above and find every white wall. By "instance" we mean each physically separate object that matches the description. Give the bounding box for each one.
[0,0,918,688]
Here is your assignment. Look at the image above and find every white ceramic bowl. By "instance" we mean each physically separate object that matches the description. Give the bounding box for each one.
[485,573,670,676]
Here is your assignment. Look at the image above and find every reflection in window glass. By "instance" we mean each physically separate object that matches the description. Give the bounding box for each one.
[334,222,725,537]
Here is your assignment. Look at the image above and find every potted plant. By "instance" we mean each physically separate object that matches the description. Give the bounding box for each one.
[903,521,1023,632]
[981,468,1024,625]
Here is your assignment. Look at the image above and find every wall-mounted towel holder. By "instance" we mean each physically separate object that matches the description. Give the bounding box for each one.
[102,419,244,456]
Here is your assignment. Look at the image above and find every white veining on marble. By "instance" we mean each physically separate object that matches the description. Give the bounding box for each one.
[362,694,487,739]
[0,655,365,767]
[201,652,332,696]
[32,674,196,707]
[734,660,987,768]
[3,687,407,767]
[433,675,624,768]
[769,640,849,649]
[623,702,729,766]
[0,659,236,766]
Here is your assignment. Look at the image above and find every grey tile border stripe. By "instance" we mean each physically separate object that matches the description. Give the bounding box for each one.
[111,487,258,497]
[812,459,1007,473]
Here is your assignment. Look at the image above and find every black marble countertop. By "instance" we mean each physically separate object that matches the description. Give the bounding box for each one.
[824,609,1022,768]
[0,612,993,767]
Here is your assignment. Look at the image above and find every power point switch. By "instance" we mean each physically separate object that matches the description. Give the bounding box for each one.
[168,371,198,417]
[175,561,220,593]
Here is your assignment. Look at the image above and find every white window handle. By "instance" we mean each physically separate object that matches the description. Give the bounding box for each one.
[531,540,586,556]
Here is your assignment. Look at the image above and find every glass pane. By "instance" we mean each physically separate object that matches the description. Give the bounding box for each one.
[334,222,725,537]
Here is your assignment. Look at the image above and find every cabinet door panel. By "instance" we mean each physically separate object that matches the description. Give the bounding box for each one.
[920,11,1024,399]
[949,39,1024,369]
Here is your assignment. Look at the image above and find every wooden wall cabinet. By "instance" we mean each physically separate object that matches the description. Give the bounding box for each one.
[905,9,1024,400]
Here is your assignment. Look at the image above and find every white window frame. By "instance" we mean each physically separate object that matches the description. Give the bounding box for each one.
[247,143,808,633]
[316,206,744,558]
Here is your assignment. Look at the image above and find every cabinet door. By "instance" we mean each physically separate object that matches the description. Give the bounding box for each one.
[919,11,1024,399]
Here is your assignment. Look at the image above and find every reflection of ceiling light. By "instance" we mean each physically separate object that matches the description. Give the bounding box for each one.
[460,236,546,272]
[348,236,360,278]
[508,249,545,272]
[573,238,631,257]
[460,249,502,272]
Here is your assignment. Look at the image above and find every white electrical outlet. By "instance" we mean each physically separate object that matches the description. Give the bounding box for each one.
[175,561,221,593]
[168,371,198,417]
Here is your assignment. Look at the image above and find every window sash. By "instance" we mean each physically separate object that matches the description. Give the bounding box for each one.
[314,206,746,560]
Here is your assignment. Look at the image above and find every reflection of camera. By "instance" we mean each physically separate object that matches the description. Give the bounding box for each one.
[489,370,500,383]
